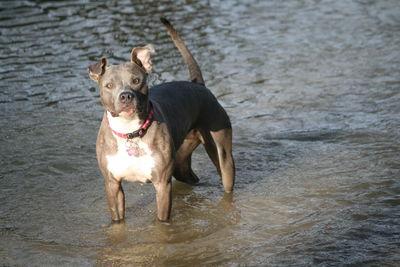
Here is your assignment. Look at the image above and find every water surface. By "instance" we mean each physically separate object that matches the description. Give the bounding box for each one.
[1,0,399,266]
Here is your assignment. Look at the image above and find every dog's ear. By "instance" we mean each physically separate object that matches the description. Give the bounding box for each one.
[131,44,155,73]
[88,58,108,83]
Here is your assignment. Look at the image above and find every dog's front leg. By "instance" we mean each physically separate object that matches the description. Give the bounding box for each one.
[104,178,125,222]
[154,180,172,222]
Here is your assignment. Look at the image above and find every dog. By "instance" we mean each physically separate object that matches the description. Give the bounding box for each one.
[88,18,235,222]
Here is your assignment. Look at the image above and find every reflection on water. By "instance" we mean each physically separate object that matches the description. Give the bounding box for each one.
[1,0,399,266]
[98,192,239,266]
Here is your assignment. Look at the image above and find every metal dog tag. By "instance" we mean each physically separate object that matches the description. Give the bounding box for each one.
[125,139,142,157]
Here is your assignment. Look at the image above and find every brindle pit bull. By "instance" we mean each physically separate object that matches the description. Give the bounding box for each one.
[88,18,235,222]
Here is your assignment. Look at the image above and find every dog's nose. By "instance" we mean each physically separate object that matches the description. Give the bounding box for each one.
[119,91,134,104]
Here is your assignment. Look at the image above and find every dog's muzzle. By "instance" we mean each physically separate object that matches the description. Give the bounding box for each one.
[119,91,134,104]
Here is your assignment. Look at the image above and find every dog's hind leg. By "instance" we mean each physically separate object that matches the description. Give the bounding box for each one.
[173,130,201,185]
[202,128,235,193]
[202,130,221,176]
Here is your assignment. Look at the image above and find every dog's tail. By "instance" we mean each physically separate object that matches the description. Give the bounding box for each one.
[160,17,205,86]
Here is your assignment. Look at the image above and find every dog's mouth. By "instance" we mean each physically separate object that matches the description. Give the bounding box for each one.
[109,107,135,117]
[110,103,143,118]
[108,91,148,118]
[119,108,135,117]
[110,111,118,117]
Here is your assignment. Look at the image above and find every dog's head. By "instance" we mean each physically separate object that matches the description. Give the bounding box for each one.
[88,45,155,118]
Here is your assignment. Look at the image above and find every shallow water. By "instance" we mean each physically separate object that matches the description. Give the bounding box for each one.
[1,0,399,266]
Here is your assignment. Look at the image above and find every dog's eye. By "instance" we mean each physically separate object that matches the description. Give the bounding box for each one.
[105,83,113,89]
[132,78,140,84]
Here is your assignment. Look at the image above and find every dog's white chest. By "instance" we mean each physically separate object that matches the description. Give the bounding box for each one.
[106,138,155,183]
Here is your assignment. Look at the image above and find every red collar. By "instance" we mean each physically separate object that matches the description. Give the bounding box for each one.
[105,103,154,139]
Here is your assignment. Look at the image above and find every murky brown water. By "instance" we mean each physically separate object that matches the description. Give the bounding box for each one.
[1,0,399,266]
